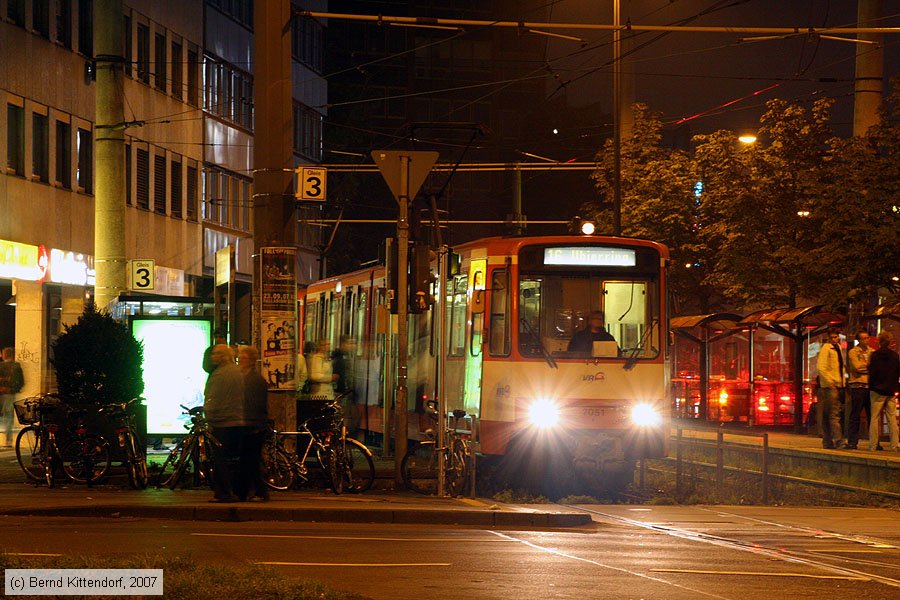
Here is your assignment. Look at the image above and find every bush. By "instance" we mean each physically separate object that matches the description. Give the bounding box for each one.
[52,304,144,405]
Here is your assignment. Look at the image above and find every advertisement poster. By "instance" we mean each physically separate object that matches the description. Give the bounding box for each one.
[260,247,297,390]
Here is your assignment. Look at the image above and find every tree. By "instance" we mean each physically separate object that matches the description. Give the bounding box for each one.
[52,304,144,405]
[588,104,719,313]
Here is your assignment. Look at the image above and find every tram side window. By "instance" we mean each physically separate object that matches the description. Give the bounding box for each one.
[489,269,510,356]
[518,279,542,356]
[448,274,467,356]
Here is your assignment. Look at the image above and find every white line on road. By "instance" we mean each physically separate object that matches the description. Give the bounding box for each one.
[256,562,451,567]
[487,531,732,600]
[192,532,512,542]
[650,568,867,580]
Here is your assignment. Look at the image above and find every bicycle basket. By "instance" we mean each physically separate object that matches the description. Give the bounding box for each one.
[13,399,38,425]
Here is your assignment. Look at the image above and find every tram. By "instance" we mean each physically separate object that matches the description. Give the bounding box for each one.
[299,234,670,496]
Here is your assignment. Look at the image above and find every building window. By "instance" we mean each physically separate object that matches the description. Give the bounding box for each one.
[8,0,25,27]
[125,143,131,204]
[77,0,92,57]
[291,14,324,74]
[136,148,149,209]
[187,48,199,106]
[32,113,49,182]
[154,32,166,92]
[207,0,252,29]
[123,15,131,77]
[76,127,92,193]
[203,55,253,130]
[55,120,71,188]
[55,0,71,47]
[171,159,182,218]
[6,104,25,176]
[242,180,250,232]
[153,154,166,214]
[136,23,150,84]
[293,102,322,161]
[171,42,183,100]
[33,0,50,38]
[186,164,197,220]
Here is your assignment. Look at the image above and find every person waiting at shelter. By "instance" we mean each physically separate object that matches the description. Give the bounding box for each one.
[567,310,618,355]
[868,331,899,452]
[816,328,847,450]
[846,330,874,449]
[203,344,245,502]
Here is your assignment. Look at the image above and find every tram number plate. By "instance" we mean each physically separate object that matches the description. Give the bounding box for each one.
[575,406,624,428]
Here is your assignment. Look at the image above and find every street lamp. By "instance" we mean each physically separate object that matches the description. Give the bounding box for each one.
[738,134,757,144]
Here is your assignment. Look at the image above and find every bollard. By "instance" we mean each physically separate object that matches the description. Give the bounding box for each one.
[716,430,724,490]
[676,428,683,497]
[762,432,769,504]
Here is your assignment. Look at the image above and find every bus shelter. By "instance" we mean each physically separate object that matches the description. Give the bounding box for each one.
[670,313,744,422]
[671,306,844,429]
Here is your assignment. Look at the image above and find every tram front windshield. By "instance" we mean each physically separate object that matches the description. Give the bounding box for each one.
[517,244,661,361]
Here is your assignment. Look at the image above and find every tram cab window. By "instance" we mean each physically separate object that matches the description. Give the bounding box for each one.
[488,269,510,356]
[517,275,659,359]
[448,274,467,356]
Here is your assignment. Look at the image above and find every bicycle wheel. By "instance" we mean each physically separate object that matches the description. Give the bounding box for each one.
[45,441,58,488]
[262,443,295,491]
[401,441,438,495]
[15,426,44,482]
[316,444,342,494]
[155,437,191,488]
[445,439,469,497]
[338,438,375,493]
[125,434,149,489]
[61,435,111,484]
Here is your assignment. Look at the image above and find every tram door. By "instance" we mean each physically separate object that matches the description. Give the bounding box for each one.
[463,259,486,417]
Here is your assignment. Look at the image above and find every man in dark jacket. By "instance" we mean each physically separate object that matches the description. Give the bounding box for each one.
[567,311,617,355]
[204,344,244,501]
[868,331,899,452]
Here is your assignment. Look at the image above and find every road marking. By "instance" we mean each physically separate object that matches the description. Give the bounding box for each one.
[256,562,450,567]
[3,553,63,557]
[193,532,512,542]
[650,568,867,580]
[811,549,885,554]
[488,531,731,600]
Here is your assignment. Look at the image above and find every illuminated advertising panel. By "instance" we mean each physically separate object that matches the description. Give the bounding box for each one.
[544,247,636,267]
[0,239,47,280]
[131,318,212,434]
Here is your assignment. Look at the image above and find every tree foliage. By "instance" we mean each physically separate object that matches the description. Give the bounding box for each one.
[587,84,900,314]
[52,304,144,405]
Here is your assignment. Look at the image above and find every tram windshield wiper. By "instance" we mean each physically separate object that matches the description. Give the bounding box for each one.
[519,318,557,369]
[624,318,657,371]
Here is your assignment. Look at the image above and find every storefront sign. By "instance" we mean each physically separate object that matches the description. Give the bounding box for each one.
[0,239,47,281]
[48,249,96,286]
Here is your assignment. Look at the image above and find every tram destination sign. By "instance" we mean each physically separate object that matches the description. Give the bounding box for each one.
[544,247,636,267]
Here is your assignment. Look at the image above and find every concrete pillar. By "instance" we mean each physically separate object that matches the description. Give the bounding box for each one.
[94,0,127,310]
[853,0,884,137]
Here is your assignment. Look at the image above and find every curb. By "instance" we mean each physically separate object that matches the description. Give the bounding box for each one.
[0,505,593,527]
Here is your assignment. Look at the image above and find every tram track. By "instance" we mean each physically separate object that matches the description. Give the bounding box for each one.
[561,503,900,589]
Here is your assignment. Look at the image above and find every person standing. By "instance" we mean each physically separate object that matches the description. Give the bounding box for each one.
[203,344,245,502]
[816,328,847,449]
[307,338,336,401]
[237,345,269,501]
[868,331,899,452]
[0,347,25,447]
[846,330,874,449]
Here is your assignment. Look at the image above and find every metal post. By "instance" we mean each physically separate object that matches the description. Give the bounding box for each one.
[716,430,724,489]
[762,432,769,504]
[436,246,447,497]
[394,156,410,485]
[675,428,683,497]
[612,0,622,236]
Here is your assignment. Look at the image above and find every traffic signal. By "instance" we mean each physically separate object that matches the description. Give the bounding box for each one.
[409,242,436,313]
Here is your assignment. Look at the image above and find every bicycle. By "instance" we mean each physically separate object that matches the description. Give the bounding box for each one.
[401,400,472,496]
[100,397,149,489]
[262,392,375,494]
[14,394,65,487]
[154,405,219,489]
[58,405,111,487]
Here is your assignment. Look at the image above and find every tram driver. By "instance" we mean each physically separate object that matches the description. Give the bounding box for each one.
[567,310,619,357]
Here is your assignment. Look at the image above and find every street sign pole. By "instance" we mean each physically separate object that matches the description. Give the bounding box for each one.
[372,150,438,485]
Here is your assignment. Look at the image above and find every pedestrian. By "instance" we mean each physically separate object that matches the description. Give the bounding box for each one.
[868,331,899,452]
[816,327,847,449]
[567,310,617,355]
[203,343,245,502]
[845,330,874,449]
[0,347,25,448]
[237,345,269,501]
[202,329,228,374]
[307,338,336,401]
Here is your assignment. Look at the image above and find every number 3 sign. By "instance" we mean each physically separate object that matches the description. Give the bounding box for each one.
[130,259,156,291]
[295,167,327,202]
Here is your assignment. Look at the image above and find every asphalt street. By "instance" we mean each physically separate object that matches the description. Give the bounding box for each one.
[2,505,900,599]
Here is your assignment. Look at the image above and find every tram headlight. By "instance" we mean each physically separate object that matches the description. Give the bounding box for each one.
[528,399,561,429]
[631,403,661,427]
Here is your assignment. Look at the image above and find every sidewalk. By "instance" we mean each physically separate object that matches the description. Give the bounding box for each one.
[0,447,591,527]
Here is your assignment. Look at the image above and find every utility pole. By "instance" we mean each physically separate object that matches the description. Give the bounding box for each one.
[612,0,622,236]
[853,0,884,136]
[93,0,126,311]
[254,0,297,431]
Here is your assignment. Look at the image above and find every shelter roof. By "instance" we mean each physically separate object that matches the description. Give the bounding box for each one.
[670,313,743,330]
[864,299,900,321]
